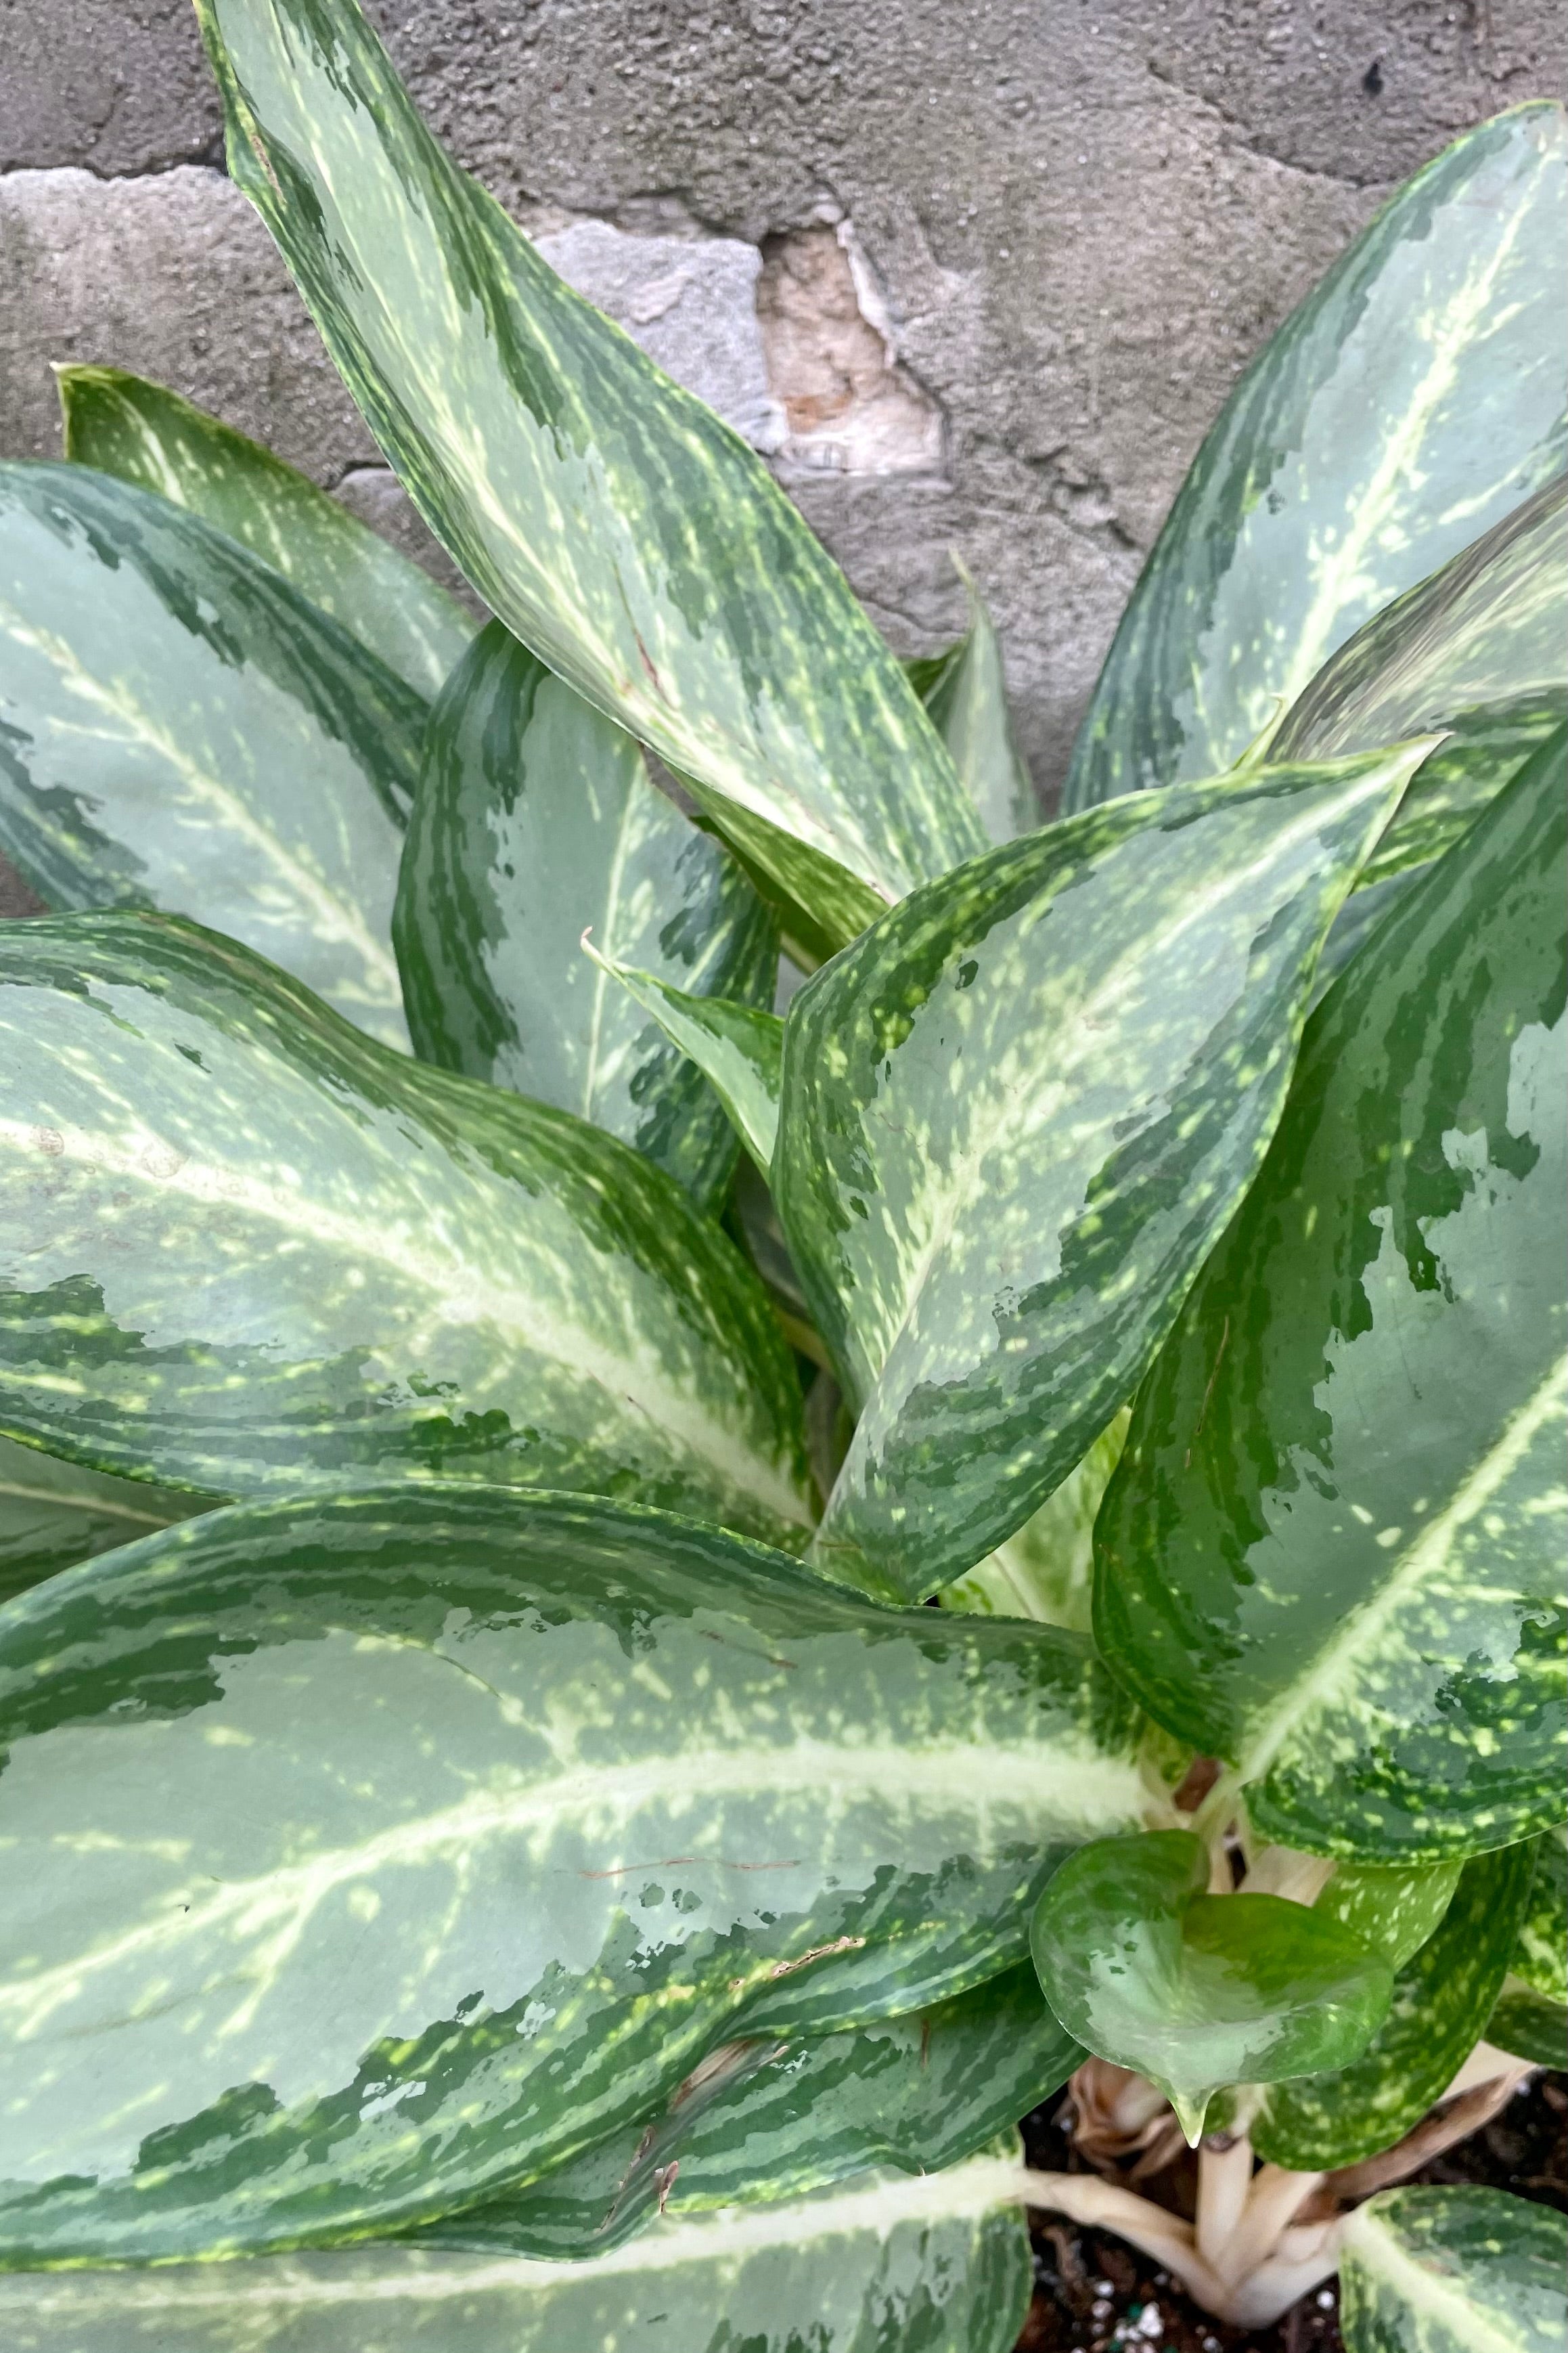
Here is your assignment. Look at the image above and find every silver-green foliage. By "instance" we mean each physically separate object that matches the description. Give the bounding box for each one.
[0,3,1563,2331]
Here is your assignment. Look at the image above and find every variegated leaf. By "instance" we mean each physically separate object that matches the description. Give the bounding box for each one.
[1252,1841,1534,2171]
[1277,473,1568,884]
[776,745,1424,1600]
[1339,2185,1567,2353]
[1065,103,1568,810]
[1486,1979,1568,2069]
[58,364,476,699]
[939,1410,1128,1635]
[0,914,811,1543]
[584,944,784,1179]
[1096,728,1567,1857]
[0,1434,202,1610]
[395,621,775,1210]
[1510,1826,1568,2002]
[0,460,422,1049]
[908,572,1035,845]
[0,2155,1031,2352]
[0,1488,1146,2262]
[427,1968,1079,2258]
[194,0,985,950]
[1316,1859,1463,1973]
[1031,1831,1391,2144]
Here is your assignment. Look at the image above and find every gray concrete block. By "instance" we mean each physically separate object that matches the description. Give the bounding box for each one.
[3,0,1563,803]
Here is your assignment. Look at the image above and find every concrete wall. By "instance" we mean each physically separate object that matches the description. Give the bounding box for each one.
[3,0,1563,811]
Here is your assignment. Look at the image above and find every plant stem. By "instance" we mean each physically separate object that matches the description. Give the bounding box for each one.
[1195,2133,1253,2274]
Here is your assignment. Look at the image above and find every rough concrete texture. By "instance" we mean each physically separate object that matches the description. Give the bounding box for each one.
[3,1,1565,803]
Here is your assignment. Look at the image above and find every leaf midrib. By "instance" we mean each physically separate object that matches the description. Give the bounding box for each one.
[0,1736,1144,2027]
[0,593,402,1001]
[1237,1350,1568,1793]
[0,1112,809,1529]
[1343,2207,1536,2353]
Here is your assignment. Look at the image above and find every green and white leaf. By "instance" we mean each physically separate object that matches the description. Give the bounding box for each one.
[1064,103,1568,809]
[0,462,424,1049]
[58,364,476,699]
[0,1434,203,1610]
[1509,1826,1568,2002]
[940,1410,1129,1634]
[1317,1858,1463,1973]
[0,2151,1033,2352]
[584,944,784,1180]
[1252,1841,1535,2170]
[1096,729,1568,1856]
[0,1487,1146,2262]
[776,743,1425,1600]
[908,569,1035,844]
[1278,472,1567,885]
[1030,1831,1391,2144]
[1486,1978,1568,2069]
[1339,2184,1568,2353]
[194,0,985,948]
[394,621,776,1210]
[0,913,811,1542]
[1485,1826,1568,2065]
[429,1967,1080,2258]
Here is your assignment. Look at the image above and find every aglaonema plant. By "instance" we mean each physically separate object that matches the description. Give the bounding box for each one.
[0,0,1562,2341]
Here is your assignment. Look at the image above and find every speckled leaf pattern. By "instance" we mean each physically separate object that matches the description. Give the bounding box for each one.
[1275,473,1568,883]
[0,462,423,1049]
[1488,1828,1568,2064]
[776,745,1425,1600]
[0,2155,1032,2353]
[1339,2185,1568,2353]
[1510,1828,1568,2002]
[1096,730,1568,1857]
[1030,1832,1391,2144]
[427,1969,1079,2258]
[908,574,1035,844]
[0,1435,202,1610]
[394,622,775,1210]
[939,1411,1129,1635]
[194,0,985,948]
[1316,1860,1463,1973]
[1252,1841,1534,2171]
[1486,1981,1568,2069]
[0,1488,1146,2262]
[1064,103,1568,809]
[0,914,812,1543]
[58,365,477,699]
[585,946,784,1180]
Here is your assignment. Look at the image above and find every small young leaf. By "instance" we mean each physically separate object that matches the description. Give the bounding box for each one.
[1316,1860,1463,1973]
[582,944,784,1180]
[394,621,776,1210]
[0,1434,202,1610]
[0,462,422,1047]
[1030,1830,1392,2145]
[194,0,985,948]
[58,364,476,698]
[1339,2184,1567,2353]
[1065,103,1568,808]
[0,1486,1146,2262]
[1252,1840,1535,2170]
[0,913,812,1547]
[1097,728,1567,1856]
[777,742,1425,1600]
[0,2151,1034,2353]
[426,1967,1080,2258]
[909,570,1035,845]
